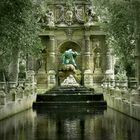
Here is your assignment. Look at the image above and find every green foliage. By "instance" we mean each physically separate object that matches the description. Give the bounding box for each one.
[93,0,136,76]
[0,0,42,68]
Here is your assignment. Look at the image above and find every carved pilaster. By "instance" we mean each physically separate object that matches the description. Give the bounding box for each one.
[83,35,93,87]
[49,35,56,70]
[50,35,55,52]
[105,49,115,80]
[84,35,91,70]
[85,35,90,52]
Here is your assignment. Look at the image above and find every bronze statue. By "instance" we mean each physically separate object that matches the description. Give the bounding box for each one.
[62,49,78,67]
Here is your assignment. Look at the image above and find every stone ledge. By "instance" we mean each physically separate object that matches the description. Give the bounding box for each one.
[0,94,36,121]
[104,93,140,120]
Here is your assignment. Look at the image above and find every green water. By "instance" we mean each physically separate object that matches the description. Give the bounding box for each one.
[0,107,140,140]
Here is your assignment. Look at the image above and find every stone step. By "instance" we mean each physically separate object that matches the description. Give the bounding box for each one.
[34,86,107,109]
[33,101,107,108]
[45,86,94,94]
[36,94,104,102]
[45,91,93,94]
[33,105,106,116]
[54,88,91,91]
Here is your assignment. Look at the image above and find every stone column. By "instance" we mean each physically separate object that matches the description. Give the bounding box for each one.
[47,35,56,88]
[104,49,115,88]
[49,35,56,70]
[100,36,106,72]
[105,49,115,80]
[83,35,93,87]
[84,35,90,70]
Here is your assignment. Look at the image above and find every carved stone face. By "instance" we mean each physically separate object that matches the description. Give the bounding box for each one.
[66,10,73,22]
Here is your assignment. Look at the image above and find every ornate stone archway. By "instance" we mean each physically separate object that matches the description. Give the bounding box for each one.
[57,41,82,85]
[57,41,82,69]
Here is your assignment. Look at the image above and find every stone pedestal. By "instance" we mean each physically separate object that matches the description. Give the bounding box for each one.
[37,62,48,92]
[93,68,104,88]
[0,90,6,105]
[105,79,115,88]
[58,64,81,85]
[7,82,17,102]
[93,67,104,78]
[61,75,80,87]
[105,69,114,80]
[130,93,140,104]
[105,50,114,80]
[11,89,17,101]
[84,70,93,88]
[25,70,36,95]
[16,86,24,98]
[26,70,35,85]
[8,83,17,101]
[48,70,56,89]
[0,82,6,90]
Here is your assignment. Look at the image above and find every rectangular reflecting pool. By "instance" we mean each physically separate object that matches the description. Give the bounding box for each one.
[0,107,140,140]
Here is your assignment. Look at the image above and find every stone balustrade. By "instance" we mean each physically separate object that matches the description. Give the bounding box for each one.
[103,79,128,89]
[103,86,140,120]
[0,90,6,105]
[0,82,36,106]
[0,81,36,120]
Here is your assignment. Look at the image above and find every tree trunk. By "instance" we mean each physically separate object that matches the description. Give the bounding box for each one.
[134,1,140,87]
[8,48,20,84]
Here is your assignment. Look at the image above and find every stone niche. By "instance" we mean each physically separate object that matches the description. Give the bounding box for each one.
[57,41,82,85]
[92,39,106,84]
[36,0,111,90]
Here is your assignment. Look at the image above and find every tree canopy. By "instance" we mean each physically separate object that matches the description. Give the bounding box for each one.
[0,0,42,68]
[93,0,140,77]
[0,0,140,81]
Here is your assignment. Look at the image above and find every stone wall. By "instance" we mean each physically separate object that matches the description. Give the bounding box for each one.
[0,82,36,120]
[103,87,140,120]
